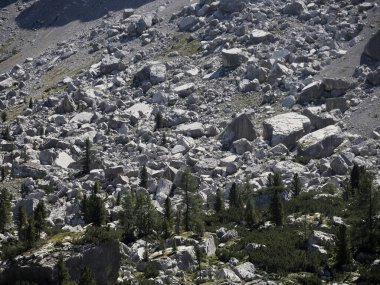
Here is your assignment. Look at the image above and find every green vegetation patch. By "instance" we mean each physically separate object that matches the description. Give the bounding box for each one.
[162,33,201,57]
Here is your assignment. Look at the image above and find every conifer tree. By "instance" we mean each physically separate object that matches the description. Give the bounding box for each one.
[350,163,362,191]
[34,200,47,238]
[155,111,163,130]
[162,197,173,239]
[121,191,136,243]
[214,188,225,214]
[291,173,302,197]
[28,98,34,109]
[81,184,107,227]
[135,191,157,238]
[245,199,258,229]
[16,206,28,240]
[336,225,352,270]
[55,255,75,285]
[182,168,204,235]
[78,266,96,285]
[1,166,6,181]
[139,165,148,189]
[1,111,7,122]
[270,188,283,227]
[24,215,36,249]
[229,182,243,209]
[0,188,12,232]
[3,125,11,141]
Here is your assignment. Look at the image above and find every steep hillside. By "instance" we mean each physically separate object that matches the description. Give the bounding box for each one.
[0,0,379,284]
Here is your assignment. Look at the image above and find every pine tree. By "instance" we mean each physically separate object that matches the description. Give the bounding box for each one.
[273,173,284,189]
[214,188,225,214]
[93,180,100,194]
[3,125,11,141]
[121,191,136,243]
[34,200,47,238]
[162,197,173,239]
[16,206,28,240]
[155,111,163,130]
[228,182,243,222]
[81,185,107,227]
[55,255,74,285]
[0,188,12,232]
[89,193,107,227]
[135,191,157,238]
[350,163,362,191]
[291,173,302,197]
[139,165,148,188]
[28,98,34,109]
[83,137,92,174]
[1,166,6,181]
[1,111,7,122]
[245,199,258,229]
[78,266,96,285]
[25,215,36,249]
[182,169,204,235]
[270,188,283,227]
[336,225,352,270]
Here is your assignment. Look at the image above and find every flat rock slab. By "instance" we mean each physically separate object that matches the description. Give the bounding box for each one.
[297,125,344,158]
[263,112,311,149]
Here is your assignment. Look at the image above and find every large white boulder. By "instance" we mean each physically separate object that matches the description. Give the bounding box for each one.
[297,125,344,158]
[263,112,311,149]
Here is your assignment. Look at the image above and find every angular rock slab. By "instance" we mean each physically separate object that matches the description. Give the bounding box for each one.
[364,29,380,61]
[263,112,311,149]
[219,113,257,147]
[297,125,344,158]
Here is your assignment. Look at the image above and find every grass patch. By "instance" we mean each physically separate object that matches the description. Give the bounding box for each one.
[49,230,84,245]
[160,33,201,58]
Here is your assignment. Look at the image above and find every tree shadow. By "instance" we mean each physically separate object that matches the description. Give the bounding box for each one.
[15,0,152,30]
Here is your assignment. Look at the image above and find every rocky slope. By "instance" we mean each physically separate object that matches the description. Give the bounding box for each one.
[0,0,380,284]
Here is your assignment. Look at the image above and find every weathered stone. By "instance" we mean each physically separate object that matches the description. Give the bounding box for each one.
[134,61,166,86]
[366,67,380,86]
[232,138,253,155]
[221,229,238,242]
[364,29,380,61]
[219,114,257,147]
[263,113,311,149]
[0,77,17,91]
[222,48,248,68]
[283,0,307,16]
[174,83,196,98]
[216,268,241,282]
[234,262,256,281]
[56,95,76,114]
[54,152,75,169]
[297,125,344,158]
[250,29,275,44]
[322,78,352,92]
[176,122,205,138]
[99,57,126,74]
[330,155,349,175]
[12,163,48,179]
[302,107,339,130]
[326,98,348,112]
[178,16,198,32]
[298,81,323,105]
[219,0,245,13]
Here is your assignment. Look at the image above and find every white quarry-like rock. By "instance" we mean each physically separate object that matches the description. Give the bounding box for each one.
[263,112,311,149]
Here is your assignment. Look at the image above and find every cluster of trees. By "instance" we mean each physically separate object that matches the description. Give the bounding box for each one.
[54,255,96,285]
[80,181,107,227]
[16,200,47,249]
